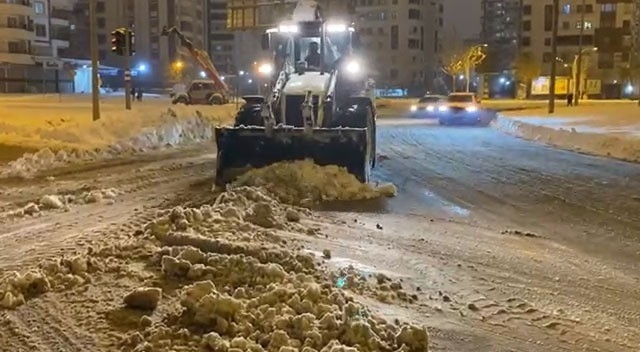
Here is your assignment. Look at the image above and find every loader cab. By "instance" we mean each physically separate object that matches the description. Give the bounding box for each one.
[262,21,358,75]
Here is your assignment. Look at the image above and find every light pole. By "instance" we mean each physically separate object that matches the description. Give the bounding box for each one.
[89,0,100,121]
[574,46,597,106]
[574,0,586,105]
[548,0,559,114]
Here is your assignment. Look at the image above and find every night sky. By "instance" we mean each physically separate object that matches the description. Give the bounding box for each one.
[443,0,482,40]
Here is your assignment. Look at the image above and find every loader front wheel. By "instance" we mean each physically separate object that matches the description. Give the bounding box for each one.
[342,102,375,183]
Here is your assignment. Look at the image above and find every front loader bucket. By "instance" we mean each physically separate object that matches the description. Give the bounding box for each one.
[214,126,370,186]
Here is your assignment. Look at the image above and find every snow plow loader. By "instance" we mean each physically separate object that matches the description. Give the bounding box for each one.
[214,0,377,186]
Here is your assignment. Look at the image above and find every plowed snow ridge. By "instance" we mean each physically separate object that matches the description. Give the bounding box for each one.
[0,106,234,179]
[493,115,640,162]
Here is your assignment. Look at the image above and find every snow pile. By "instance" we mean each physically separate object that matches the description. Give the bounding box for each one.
[7,188,122,218]
[0,105,235,179]
[231,159,397,206]
[0,254,101,309]
[116,186,428,351]
[0,186,429,350]
[493,115,640,162]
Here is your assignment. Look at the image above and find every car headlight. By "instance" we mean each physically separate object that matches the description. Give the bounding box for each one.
[465,106,478,112]
[345,60,361,75]
[410,105,417,111]
[427,105,435,112]
[438,105,449,112]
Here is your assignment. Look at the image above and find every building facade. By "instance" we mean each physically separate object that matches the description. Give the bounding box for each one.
[521,0,639,96]
[0,0,73,93]
[355,0,442,94]
[68,0,206,89]
[206,0,234,74]
[480,0,522,73]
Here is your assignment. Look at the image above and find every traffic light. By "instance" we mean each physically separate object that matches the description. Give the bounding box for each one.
[127,30,135,56]
[110,28,126,56]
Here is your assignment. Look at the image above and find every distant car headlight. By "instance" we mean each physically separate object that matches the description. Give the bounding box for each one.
[438,105,449,112]
[427,105,435,112]
[466,106,478,112]
[410,105,417,112]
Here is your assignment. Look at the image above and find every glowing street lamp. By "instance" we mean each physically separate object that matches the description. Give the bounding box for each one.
[257,62,273,75]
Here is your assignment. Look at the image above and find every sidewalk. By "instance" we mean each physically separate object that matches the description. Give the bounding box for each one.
[494,102,640,162]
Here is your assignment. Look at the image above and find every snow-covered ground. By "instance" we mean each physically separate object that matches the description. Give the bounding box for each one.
[0,94,238,178]
[494,102,640,162]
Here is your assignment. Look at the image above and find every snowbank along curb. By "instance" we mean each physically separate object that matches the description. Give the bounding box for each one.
[492,115,640,163]
[0,108,226,179]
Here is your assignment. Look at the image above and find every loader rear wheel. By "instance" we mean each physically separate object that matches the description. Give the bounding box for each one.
[234,105,263,127]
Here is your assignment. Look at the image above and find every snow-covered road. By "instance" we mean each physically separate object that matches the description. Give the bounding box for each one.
[0,119,639,351]
[333,121,640,351]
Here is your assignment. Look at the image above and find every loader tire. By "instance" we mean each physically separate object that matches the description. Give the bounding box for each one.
[348,102,377,171]
[333,101,376,182]
[234,104,263,127]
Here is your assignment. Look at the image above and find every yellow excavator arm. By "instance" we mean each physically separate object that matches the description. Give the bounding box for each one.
[161,26,229,93]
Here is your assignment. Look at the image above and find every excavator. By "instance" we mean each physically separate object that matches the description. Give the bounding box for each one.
[161,26,230,104]
[214,0,377,185]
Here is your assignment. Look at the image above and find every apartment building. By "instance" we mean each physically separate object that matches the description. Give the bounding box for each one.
[355,0,443,94]
[206,0,234,74]
[480,0,522,73]
[68,0,206,89]
[521,0,639,94]
[0,0,74,92]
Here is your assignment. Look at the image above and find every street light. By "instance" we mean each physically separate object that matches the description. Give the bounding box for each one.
[257,63,273,75]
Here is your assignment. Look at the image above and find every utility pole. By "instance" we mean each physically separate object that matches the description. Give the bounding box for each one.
[89,0,100,121]
[123,2,132,110]
[548,0,559,114]
[124,28,132,110]
[634,0,640,106]
[574,0,586,106]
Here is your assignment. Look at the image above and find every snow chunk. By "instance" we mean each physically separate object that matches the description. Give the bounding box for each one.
[231,159,397,205]
[124,287,162,310]
[39,195,64,209]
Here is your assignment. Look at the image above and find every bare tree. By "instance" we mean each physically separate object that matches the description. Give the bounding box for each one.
[441,50,463,92]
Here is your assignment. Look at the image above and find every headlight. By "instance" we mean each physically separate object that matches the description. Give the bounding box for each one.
[465,106,478,112]
[426,105,435,112]
[410,105,417,111]
[345,60,361,75]
[438,105,449,112]
[278,24,298,33]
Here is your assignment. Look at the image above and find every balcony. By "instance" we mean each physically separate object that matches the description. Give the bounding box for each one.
[0,41,34,65]
[0,0,35,17]
[0,23,35,41]
[50,17,69,26]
